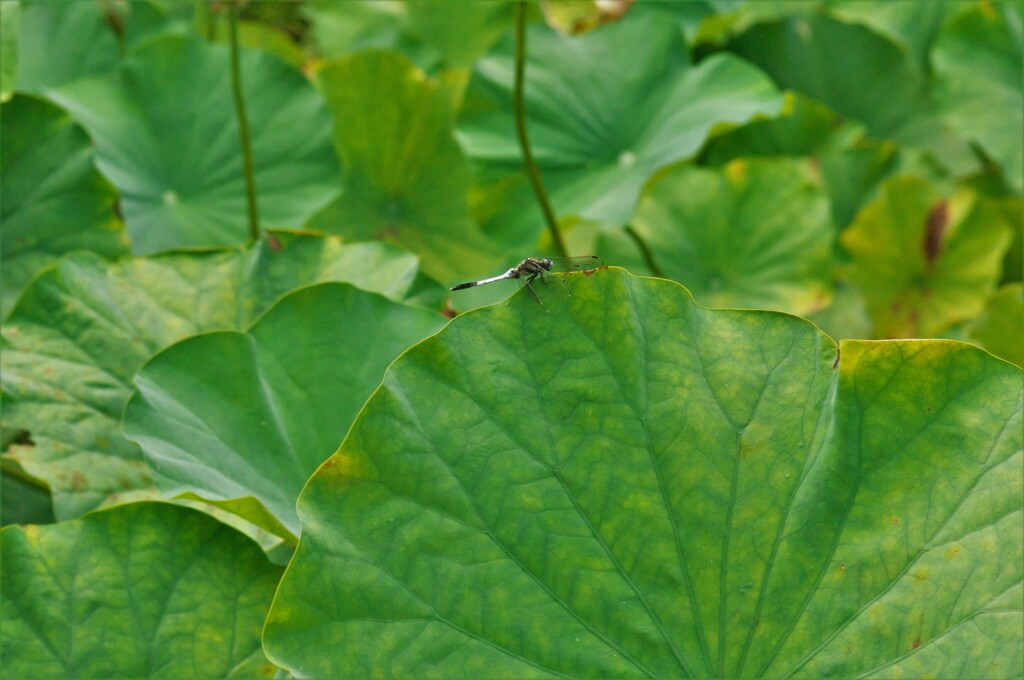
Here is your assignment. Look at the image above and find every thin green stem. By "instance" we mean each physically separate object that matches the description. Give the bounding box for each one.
[513,0,568,258]
[625,224,666,278]
[228,0,260,242]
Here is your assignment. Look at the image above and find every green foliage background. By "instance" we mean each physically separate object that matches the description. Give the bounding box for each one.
[1,1,1021,678]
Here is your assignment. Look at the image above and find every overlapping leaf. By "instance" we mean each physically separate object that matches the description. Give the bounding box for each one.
[2,502,282,678]
[842,177,1013,338]
[727,12,978,179]
[0,234,438,520]
[630,158,834,314]
[969,283,1024,368]
[0,95,127,318]
[123,283,446,538]
[304,0,511,70]
[701,93,899,231]
[728,13,926,138]
[457,10,783,249]
[313,50,502,283]
[828,0,947,73]
[932,3,1024,193]
[48,35,339,254]
[264,269,1022,677]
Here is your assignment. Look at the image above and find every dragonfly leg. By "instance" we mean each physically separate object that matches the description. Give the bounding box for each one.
[521,274,544,305]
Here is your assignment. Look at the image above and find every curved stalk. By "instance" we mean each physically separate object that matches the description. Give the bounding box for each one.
[513,1,568,258]
[228,0,260,243]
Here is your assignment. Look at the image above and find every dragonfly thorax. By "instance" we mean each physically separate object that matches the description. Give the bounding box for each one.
[512,258,554,278]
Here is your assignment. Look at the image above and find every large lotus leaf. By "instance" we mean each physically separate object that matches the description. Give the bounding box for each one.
[0,233,437,520]
[932,3,1023,193]
[13,0,120,94]
[841,177,1013,338]
[47,35,339,255]
[1,501,282,678]
[630,158,833,315]
[456,10,783,249]
[263,268,1022,677]
[1,94,127,318]
[969,283,1024,368]
[123,282,446,538]
[315,50,502,283]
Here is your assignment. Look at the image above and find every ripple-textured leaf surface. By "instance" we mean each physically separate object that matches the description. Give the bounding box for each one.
[1,502,282,678]
[48,35,339,254]
[457,10,783,249]
[264,269,1022,677]
[0,95,126,318]
[123,283,446,538]
[630,158,833,315]
[0,234,435,520]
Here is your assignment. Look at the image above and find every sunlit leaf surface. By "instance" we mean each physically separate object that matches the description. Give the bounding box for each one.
[265,269,1022,678]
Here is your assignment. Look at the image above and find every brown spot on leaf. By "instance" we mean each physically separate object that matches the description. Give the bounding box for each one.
[923,201,949,268]
[71,471,87,491]
[267,233,282,252]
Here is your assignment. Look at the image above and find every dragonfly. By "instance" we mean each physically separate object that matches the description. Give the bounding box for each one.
[450,256,601,304]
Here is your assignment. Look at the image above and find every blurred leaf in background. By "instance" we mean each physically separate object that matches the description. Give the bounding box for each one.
[969,283,1024,368]
[458,9,784,252]
[0,1,19,101]
[932,2,1024,193]
[728,11,978,177]
[842,177,1013,338]
[13,0,121,94]
[304,0,512,71]
[313,50,503,283]
[123,283,446,539]
[629,157,834,315]
[0,95,127,318]
[1,234,438,520]
[49,35,339,254]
